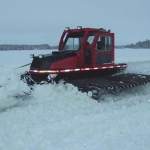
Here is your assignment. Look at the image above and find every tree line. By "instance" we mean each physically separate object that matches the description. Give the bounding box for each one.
[0,39,150,50]
[126,39,150,48]
[116,39,150,49]
[0,44,58,50]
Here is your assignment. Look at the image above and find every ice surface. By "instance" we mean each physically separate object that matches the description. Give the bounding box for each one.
[0,49,150,150]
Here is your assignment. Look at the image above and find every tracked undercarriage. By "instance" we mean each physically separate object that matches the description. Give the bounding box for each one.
[66,73,150,99]
[21,71,150,100]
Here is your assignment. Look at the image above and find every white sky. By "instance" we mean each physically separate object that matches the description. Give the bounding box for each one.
[0,0,150,45]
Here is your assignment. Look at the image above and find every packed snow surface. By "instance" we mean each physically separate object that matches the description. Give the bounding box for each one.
[0,49,150,150]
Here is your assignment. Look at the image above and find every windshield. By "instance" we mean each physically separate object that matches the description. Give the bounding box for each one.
[87,33,95,45]
[62,33,84,51]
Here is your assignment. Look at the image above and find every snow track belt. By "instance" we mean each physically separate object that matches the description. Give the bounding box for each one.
[21,72,150,101]
[65,73,150,100]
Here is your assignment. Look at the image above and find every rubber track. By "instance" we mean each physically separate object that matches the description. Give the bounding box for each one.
[21,72,150,100]
[65,73,150,99]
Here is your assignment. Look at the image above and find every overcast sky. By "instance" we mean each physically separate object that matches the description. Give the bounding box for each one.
[0,0,149,45]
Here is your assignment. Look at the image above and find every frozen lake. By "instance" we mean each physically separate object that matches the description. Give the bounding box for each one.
[0,49,150,150]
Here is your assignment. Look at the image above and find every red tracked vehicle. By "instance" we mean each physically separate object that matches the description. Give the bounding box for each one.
[28,27,127,81]
[22,26,150,99]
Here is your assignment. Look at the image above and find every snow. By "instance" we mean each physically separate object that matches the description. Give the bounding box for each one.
[0,49,150,150]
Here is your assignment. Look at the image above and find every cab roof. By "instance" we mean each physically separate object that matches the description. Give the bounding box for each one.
[64,27,112,33]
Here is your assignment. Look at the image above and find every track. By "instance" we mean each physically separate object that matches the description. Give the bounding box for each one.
[21,72,150,100]
[65,73,150,100]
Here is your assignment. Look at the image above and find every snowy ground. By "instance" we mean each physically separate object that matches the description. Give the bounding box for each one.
[0,49,150,150]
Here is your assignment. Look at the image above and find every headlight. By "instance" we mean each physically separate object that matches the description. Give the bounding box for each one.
[65,27,70,30]
[39,54,44,58]
[77,26,82,30]
[30,54,34,58]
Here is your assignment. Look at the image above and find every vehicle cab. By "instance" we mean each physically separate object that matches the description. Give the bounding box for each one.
[58,26,114,68]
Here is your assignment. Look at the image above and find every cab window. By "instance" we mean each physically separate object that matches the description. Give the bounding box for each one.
[62,33,84,51]
[86,33,95,45]
[96,36,112,51]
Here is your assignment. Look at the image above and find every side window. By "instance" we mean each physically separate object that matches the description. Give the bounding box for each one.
[64,37,81,50]
[96,36,112,51]
[86,34,95,45]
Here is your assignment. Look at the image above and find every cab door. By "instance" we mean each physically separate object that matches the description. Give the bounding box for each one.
[84,33,96,66]
[94,33,114,65]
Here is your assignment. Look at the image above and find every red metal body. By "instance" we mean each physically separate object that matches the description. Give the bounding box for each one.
[29,27,127,75]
